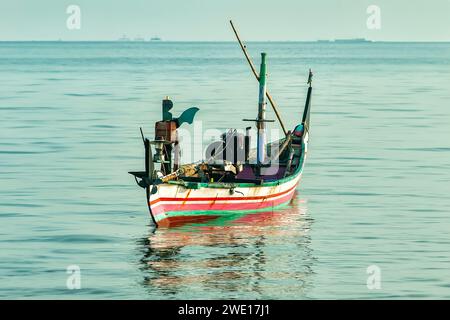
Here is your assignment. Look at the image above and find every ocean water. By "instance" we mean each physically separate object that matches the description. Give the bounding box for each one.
[1,41,450,299]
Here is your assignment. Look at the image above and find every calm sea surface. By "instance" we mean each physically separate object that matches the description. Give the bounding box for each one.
[1,42,449,299]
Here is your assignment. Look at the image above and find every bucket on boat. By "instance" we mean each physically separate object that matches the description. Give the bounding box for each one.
[293,124,304,137]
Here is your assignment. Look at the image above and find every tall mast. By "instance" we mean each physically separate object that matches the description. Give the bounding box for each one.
[230,20,288,137]
[257,53,268,165]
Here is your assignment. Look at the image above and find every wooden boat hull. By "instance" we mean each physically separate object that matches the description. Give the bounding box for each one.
[149,174,301,226]
[148,134,307,227]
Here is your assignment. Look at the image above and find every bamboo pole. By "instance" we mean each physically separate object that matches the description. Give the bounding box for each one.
[229,20,288,137]
[269,135,292,163]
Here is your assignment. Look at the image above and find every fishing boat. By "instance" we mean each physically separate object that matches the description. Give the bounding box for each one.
[129,21,313,227]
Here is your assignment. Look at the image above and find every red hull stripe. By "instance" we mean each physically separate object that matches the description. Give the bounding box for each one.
[149,183,298,206]
[151,185,297,218]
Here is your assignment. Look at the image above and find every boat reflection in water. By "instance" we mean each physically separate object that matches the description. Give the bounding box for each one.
[137,192,315,299]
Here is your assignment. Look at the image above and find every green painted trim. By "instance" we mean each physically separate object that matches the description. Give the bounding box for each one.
[259,53,267,87]
[161,197,292,219]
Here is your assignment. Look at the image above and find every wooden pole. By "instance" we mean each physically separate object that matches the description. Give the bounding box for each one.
[269,134,292,163]
[229,20,288,137]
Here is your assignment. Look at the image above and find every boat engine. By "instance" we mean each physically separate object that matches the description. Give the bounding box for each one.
[205,128,251,169]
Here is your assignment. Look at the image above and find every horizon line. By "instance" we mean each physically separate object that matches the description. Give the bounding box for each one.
[1,39,450,43]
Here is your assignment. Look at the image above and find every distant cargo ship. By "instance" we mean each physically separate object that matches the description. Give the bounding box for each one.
[150,36,162,41]
[118,35,131,42]
[334,38,371,43]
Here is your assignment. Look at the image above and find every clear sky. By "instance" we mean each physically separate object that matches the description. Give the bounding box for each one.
[0,0,449,41]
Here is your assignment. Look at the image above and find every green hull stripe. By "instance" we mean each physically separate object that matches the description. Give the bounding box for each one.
[159,198,292,219]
